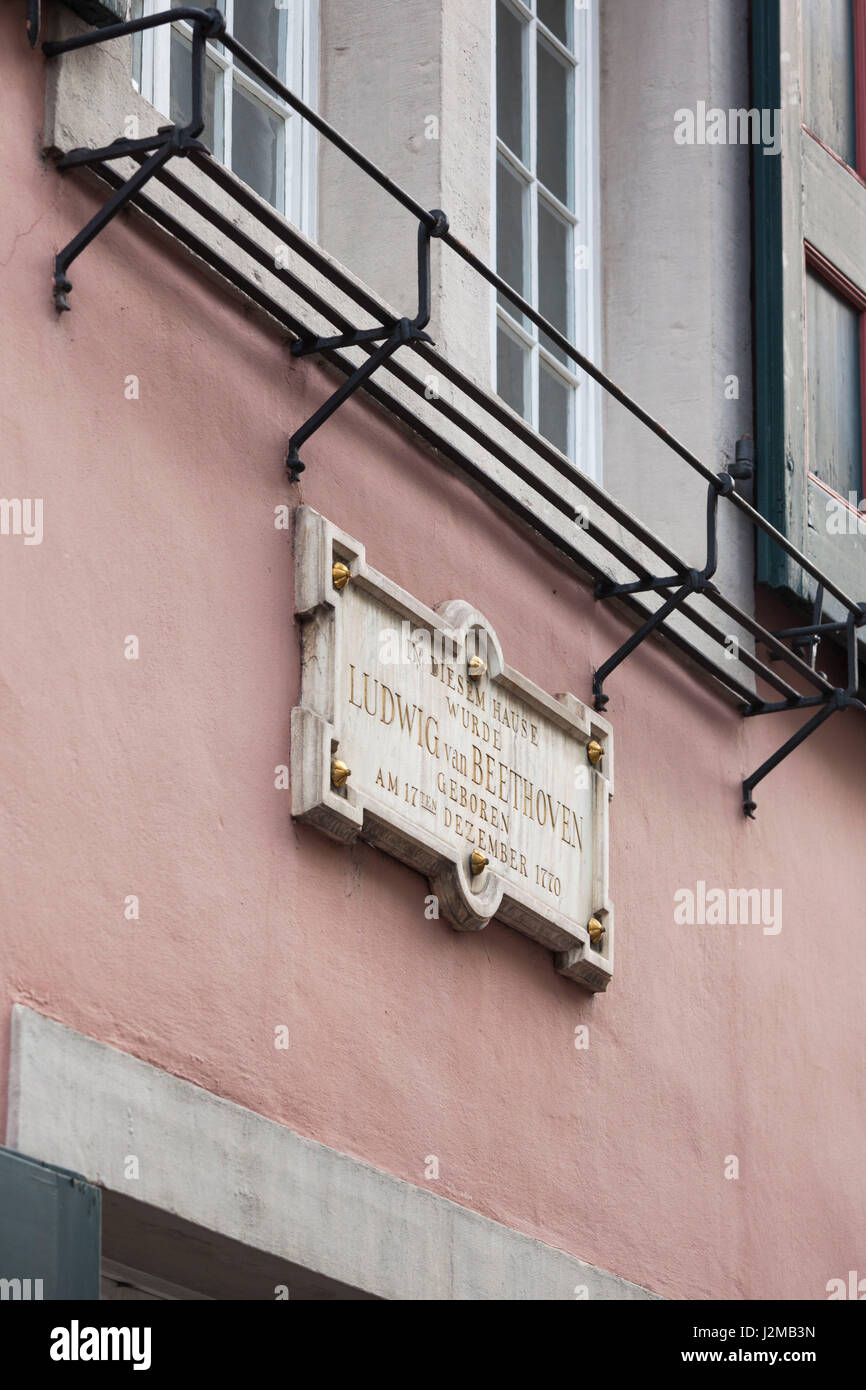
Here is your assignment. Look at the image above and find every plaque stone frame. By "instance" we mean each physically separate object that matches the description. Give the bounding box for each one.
[291,506,614,992]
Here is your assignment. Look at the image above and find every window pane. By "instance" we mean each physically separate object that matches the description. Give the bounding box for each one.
[538,0,572,49]
[497,324,529,417]
[806,270,863,498]
[537,38,573,206]
[232,82,284,209]
[496,155,528,321]
[539,360,572,455]
[539,197,572,362]
[233,0,283,84]
[496,0,526,161]
[802,0,857,167]
[170,31,223,155]
[130,0,143,90]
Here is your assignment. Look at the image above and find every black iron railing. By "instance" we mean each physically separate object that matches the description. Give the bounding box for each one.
[34,5,866,814]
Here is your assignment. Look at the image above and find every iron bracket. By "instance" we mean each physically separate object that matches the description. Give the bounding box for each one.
[592,471,734,709]
[741,594,866,818]
[593,471,866,815]
[42,7,225,311]
[285,210,449,480]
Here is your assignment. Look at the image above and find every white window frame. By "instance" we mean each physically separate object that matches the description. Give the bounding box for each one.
[133,0,318,237]
[491,0,601,479]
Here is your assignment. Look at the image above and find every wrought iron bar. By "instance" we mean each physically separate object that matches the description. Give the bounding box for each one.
[81,155,815,715]
[592,473,734,709]
[44,8,224,309]
[285,212,448,480]
[66,151,781,719]
[742,603,866,816]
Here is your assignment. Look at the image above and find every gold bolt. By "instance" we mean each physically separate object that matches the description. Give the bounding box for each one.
[586,739,604,766]
[468,654,486,681]
[587,917,605,946]
[332,561,351,591]
[331,759,351,788]
[470,849,488,876]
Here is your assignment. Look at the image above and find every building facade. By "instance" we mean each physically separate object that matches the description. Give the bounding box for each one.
[1,0,864,1300]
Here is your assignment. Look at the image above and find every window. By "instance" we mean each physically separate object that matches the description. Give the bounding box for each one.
[132,0,318,235]
[802,0,865,174]
[493,0,599,472]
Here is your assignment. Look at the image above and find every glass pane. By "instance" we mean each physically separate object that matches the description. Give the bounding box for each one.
[538,197,572,362]
[496,0,526,161]
[537,38,573,206]
[806,269,863,498]
[802,0,857,167]
[130,0,143,91]
[496,155,528,321]
[232,81,284,209]
[540,360,572,455]
[170,31,223,155]
[497,324,529,417]
[233,0,283,84]
[538,0,572,49]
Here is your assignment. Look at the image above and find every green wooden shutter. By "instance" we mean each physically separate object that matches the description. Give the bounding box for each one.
[0,1146,100,1300]
[753,0,866,610]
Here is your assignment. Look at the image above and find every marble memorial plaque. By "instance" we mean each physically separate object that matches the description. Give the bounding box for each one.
[291,507,614,991]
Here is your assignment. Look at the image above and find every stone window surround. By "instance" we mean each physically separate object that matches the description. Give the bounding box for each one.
[42,0,757,695]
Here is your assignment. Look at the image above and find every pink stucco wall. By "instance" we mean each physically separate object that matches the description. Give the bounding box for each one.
[1,12,863,1300]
